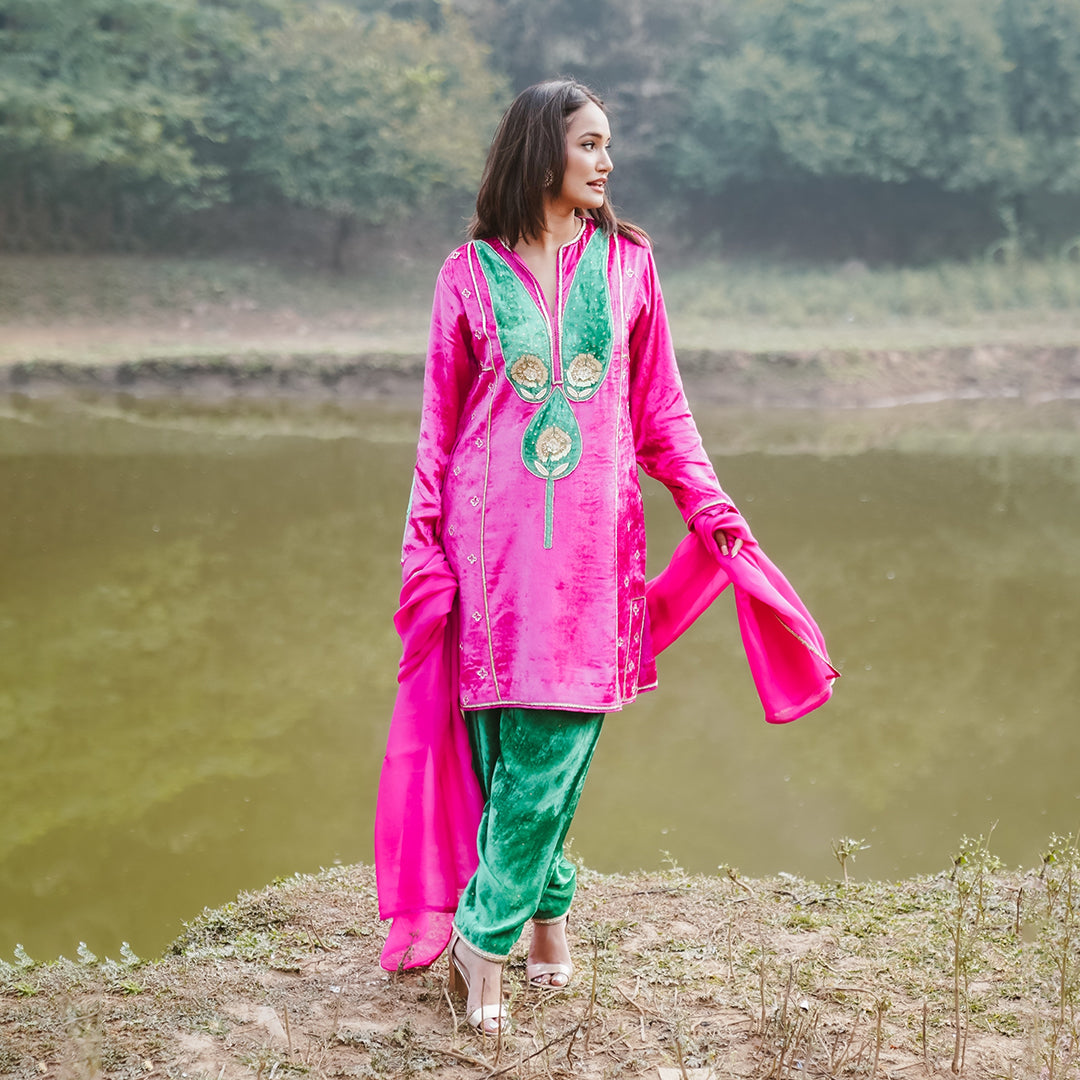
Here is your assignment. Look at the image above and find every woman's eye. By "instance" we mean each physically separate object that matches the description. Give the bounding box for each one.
[582,141,595,150]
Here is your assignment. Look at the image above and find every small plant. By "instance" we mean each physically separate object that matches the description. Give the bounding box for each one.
[1035,833,1080,1080]
[659,850,687,880]
[951,829,1002,927]
[949,877,972,1075]
[946,831,1000,1074]
[871,996,891,1080]
[119,941,142,967]
[831,837,869,885]
[718,863,754,897]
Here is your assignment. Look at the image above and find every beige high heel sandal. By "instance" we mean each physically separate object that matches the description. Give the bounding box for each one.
[526,915,574,991]
[448,931,509,1035]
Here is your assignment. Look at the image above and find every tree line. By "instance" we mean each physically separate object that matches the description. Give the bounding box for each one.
[2,0,1079,263]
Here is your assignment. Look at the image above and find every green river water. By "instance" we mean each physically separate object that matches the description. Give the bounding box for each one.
[1,391,1078,961]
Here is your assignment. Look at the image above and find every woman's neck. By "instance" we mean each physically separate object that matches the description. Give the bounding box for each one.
[510,208,585,313]
[515,205,582,257]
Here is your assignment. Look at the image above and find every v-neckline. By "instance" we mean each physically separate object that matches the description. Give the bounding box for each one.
[500,219,589,318]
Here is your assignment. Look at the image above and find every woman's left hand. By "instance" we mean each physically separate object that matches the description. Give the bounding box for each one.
[717,531,744,559]
[691,504,754,561]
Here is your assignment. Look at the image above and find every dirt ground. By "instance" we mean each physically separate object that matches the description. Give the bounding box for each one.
[2,859,1072,1080]
[2,296,1079,410]
[3,340,1079,411]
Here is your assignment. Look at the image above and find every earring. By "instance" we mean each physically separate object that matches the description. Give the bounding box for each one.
[543,169,554,188]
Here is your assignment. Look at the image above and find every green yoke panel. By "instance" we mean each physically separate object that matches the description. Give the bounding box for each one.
[473,240,552,402]
[560,230,613,402]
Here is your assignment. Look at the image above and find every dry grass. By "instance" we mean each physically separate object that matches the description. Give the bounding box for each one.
[4,253,1080,366]
[3,852,1079,1080]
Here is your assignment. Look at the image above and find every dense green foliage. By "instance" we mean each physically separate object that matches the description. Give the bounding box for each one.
[2,0,1080,260]
[0,0,226,247]
[0,0,502,256]
[221,5,499,267]
[661,0,1080,258]
[677,1,1015,192]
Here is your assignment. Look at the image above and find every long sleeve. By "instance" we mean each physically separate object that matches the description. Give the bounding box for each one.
[401,258,478,567]
[627,245,731,525]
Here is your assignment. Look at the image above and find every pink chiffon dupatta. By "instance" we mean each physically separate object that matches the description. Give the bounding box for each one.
[374,547,484,972]
[647,532,839,723]
[375,534,838,971]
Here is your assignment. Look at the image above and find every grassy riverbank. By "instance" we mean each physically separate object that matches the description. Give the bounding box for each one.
[3,253,1080,364]
[3,254,1080,408]
[3,840,1079,1080]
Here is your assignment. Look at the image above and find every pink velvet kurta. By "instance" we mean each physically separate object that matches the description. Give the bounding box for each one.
[401,219,730,713]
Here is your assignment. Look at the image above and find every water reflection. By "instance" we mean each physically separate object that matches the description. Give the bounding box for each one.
[1,393,1078,960]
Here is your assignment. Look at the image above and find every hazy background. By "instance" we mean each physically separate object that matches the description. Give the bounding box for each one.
[3,0,1080,268]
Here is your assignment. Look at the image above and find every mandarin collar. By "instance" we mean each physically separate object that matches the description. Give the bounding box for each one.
[490,216,594,260]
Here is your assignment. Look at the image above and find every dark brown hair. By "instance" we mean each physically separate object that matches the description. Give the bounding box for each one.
[469,79,649,247]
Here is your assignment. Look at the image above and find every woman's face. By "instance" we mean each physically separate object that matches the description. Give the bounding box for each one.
[551,101,612,213]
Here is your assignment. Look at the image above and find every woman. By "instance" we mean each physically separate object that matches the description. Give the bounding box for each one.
[378,80,833,1035]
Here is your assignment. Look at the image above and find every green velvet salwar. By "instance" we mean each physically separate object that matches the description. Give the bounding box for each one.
[452,707,604,960]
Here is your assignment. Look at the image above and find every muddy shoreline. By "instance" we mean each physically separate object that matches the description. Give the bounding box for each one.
[3,343,1079,408]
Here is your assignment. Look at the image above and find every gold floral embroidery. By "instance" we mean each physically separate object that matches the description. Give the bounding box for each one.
[535,425,572,463]
[510,354,549,389]
[567,352,604,388]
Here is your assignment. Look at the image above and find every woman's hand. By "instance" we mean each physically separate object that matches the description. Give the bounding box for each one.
[717,531,744,559]
[691,504,754,562]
